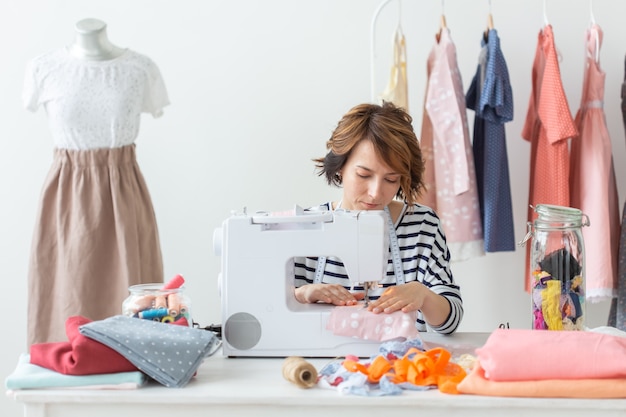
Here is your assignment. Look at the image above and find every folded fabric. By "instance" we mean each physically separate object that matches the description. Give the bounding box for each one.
[476,328,626,381]
[79,315,221,388]
[457,361,626,398]
[5,353,146,390]
[30,316,138,375]
[326,305,419,342]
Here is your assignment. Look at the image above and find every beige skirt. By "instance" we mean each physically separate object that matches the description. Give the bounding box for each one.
[27,144,163,347]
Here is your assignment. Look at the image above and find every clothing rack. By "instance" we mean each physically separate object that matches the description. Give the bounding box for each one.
[370,0,398,102]
[369,0,443,102]
[370,0,600,102]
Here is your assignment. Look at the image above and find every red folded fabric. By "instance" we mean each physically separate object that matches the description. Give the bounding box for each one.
[30,316,137,375]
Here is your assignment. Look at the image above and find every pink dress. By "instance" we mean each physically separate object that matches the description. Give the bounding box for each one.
[419,28,484,262]
[570,25,620,302]
[521,25,578,292]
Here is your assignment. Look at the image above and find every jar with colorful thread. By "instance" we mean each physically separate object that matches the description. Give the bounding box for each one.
[523,204,589,331]
[122,275,192,326]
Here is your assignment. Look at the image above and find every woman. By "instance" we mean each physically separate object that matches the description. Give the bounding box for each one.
[293,102,463,334]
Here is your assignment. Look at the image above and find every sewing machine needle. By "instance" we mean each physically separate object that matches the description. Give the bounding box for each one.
[363,286,369,307]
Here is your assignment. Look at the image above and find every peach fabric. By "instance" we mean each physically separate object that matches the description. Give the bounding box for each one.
[458,361,626,398]
[570,24,620,302]
[521,25,578,292]
[476,328,626,381]
[326,305,419,342]
[419,28,484,262]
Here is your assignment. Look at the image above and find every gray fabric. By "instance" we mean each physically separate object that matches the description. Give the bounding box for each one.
[79,315,221,388]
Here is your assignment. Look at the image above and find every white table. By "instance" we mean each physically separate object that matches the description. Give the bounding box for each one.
[9,332,626,417]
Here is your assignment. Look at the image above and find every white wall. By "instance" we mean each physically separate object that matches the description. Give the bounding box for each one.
[2,0,624,414]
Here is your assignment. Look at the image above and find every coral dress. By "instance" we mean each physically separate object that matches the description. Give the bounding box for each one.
[521,25,578,292]
[419,28,484,262]
[569,24,619,302]
[23,48,169,346]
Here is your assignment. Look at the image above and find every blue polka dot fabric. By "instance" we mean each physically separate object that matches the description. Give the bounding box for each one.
[79,315,221,388]
[465,28,516,252]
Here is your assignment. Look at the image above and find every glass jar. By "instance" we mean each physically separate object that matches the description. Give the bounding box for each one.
[122,283,192,327]
[524,204,589,331]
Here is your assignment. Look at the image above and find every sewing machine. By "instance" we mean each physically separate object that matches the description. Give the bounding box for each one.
[213,205,389,357]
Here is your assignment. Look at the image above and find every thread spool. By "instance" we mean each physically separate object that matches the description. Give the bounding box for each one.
[138,307,168,320]
[282,356,318,389]
[154,295,167,309]
[126,294,155,314]
[161,315,175,323]
[167,293,181,317]
[161,274,185,290]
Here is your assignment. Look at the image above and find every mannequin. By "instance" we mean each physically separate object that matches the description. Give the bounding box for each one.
[67,18,126,60]
[23,20,168,347]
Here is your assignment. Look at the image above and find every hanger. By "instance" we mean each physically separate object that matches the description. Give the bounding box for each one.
[589,0,600,63]
[542,0,563,62]
[370,0,399,102]
[436,0,447,42]
[394,0,404,44]
[483,0,494,41]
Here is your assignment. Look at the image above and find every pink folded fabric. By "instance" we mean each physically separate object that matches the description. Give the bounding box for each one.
[458,361,626,398]
[30,316,138,375]
[476,328,626,381]
[326,305,419,341]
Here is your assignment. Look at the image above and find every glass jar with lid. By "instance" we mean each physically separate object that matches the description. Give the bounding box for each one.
[122,283,192,327]
[522,204,590,330]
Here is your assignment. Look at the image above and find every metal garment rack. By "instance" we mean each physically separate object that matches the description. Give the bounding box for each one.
[369,0,400,102]
[370,0,598,101]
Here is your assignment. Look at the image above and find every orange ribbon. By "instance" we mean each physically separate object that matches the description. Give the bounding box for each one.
[342,347,466,394]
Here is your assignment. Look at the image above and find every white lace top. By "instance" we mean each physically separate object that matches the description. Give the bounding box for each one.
[23,48,169,150]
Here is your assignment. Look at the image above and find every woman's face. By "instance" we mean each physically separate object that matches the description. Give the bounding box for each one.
[339,140,401,211]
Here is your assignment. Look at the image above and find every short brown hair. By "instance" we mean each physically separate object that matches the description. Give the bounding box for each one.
[314,102,425,205]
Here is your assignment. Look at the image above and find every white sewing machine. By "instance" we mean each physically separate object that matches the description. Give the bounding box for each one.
[213,206,389,357]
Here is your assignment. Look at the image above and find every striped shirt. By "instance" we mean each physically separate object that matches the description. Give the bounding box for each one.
[294,202,463,334]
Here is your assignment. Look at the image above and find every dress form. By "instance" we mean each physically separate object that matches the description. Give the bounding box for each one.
[68,18,125,60]
[24,22,168,345]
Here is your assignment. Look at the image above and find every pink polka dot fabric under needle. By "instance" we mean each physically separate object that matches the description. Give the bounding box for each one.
[326,305,419,341]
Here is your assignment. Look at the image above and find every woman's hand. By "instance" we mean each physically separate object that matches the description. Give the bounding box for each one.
[295,284,364,306]
[366,281,450,327]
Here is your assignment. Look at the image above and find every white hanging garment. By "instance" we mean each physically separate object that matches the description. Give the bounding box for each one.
[379,25,408,111]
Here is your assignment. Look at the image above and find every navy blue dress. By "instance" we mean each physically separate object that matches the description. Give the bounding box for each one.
[465,28,515,252]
